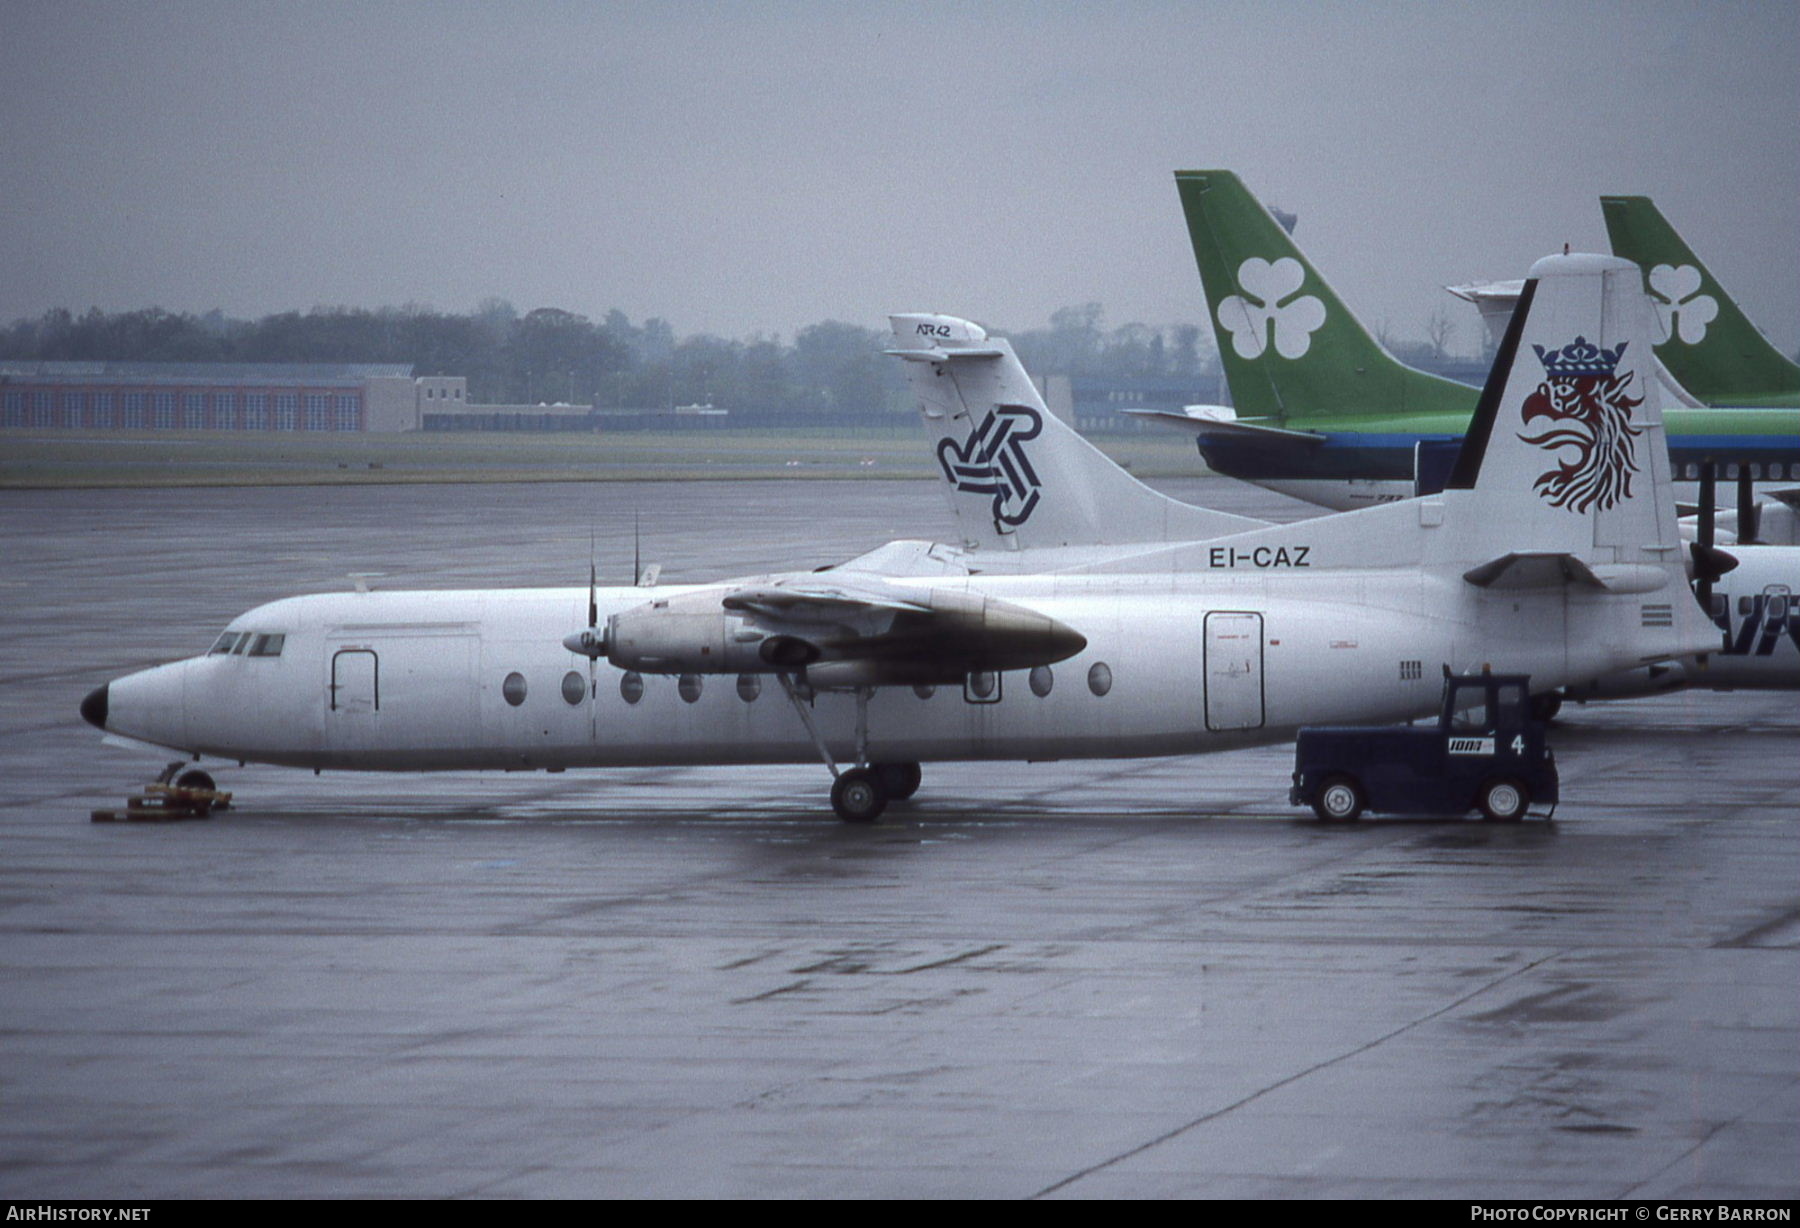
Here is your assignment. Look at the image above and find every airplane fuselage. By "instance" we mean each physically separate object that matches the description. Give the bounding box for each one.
[95,565,1667,774]
[1702,548,1800,686]
[1192,408,1800,512]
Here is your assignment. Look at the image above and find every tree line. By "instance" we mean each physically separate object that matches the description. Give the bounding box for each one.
[1,301,1221,424]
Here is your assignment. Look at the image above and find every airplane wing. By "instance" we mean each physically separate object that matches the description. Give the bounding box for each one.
[602,573,1087,687]
[721,577,933,623]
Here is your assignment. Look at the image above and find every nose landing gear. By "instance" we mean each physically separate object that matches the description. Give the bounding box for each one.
[91,761,232,823]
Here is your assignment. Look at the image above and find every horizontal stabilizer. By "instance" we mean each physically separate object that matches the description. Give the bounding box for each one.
[1461,550,1605,586]
[1462,552,1679,594]
[885,345,1007,363]
[1462,552,1605,590]
[1123,408,1325,445]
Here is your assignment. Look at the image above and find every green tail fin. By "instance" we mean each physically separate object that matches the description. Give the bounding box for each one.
[1174,170,1474,423]
[1601,195,1800,408]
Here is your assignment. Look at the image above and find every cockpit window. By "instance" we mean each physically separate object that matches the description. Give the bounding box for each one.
[212,630,287,657]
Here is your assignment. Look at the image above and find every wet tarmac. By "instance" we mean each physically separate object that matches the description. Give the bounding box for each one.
[1,478,1795,1199]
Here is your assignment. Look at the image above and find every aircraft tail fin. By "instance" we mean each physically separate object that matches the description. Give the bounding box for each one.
[1601,195,1800,408]
[1174,169,1475,422]
[886,314,1264,551]
[1445,253,1683,570]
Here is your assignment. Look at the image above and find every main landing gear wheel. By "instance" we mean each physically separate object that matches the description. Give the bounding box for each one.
[1313,774,1366,823]
[1479,777,1530,823]
[1529,692,1563,722]
[831,768,888,824]
[874,761,922,802]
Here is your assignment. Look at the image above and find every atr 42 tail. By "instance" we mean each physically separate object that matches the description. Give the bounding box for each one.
[1602,195,1800,409]
[1174,169,1474,423]
[886,313,1264,553]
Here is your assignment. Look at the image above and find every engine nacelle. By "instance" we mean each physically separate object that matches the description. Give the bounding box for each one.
[596,583,1086,681]
[605,599,775,674]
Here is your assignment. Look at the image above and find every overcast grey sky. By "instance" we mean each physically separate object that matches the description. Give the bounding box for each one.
[3,0,1796,355]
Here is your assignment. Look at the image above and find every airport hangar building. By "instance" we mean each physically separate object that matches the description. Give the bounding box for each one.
[0,361,469,433]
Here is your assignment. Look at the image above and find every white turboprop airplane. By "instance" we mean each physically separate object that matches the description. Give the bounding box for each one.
[81,254,1718,821]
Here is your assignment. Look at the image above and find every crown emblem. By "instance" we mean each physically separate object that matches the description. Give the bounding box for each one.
[1533,336,1626,377]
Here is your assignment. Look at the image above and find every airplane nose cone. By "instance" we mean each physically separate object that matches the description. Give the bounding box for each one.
[80,683,109,730]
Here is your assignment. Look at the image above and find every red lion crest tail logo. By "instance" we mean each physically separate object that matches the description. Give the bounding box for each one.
[1518,336,1643,513]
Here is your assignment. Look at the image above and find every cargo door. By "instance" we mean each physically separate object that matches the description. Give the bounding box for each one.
[1204,611,1265,731]
[330,648,378,715]
[324,646,379,753]
[326,632,477,752]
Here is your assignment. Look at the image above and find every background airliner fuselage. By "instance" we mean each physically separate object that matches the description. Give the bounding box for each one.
[1166,170,1800,513]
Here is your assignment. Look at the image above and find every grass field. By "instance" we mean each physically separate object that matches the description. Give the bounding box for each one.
[0,428,1204,488]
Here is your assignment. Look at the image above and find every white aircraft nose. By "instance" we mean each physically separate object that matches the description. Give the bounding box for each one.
[101,660,193,750]
[79,683,109,729]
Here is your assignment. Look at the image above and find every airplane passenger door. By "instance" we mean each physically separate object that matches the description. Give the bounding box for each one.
[1204,611,1265,732]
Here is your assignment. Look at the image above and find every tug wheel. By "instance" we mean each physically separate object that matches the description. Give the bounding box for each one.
[1478,777,1530,823]
[831,769,888,824]
[1313,775,1366,823]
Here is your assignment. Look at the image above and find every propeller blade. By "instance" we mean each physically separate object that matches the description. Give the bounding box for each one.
[1737,466,1760,545]
[1698,462,1715,549]
[1695,462,1716,611]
